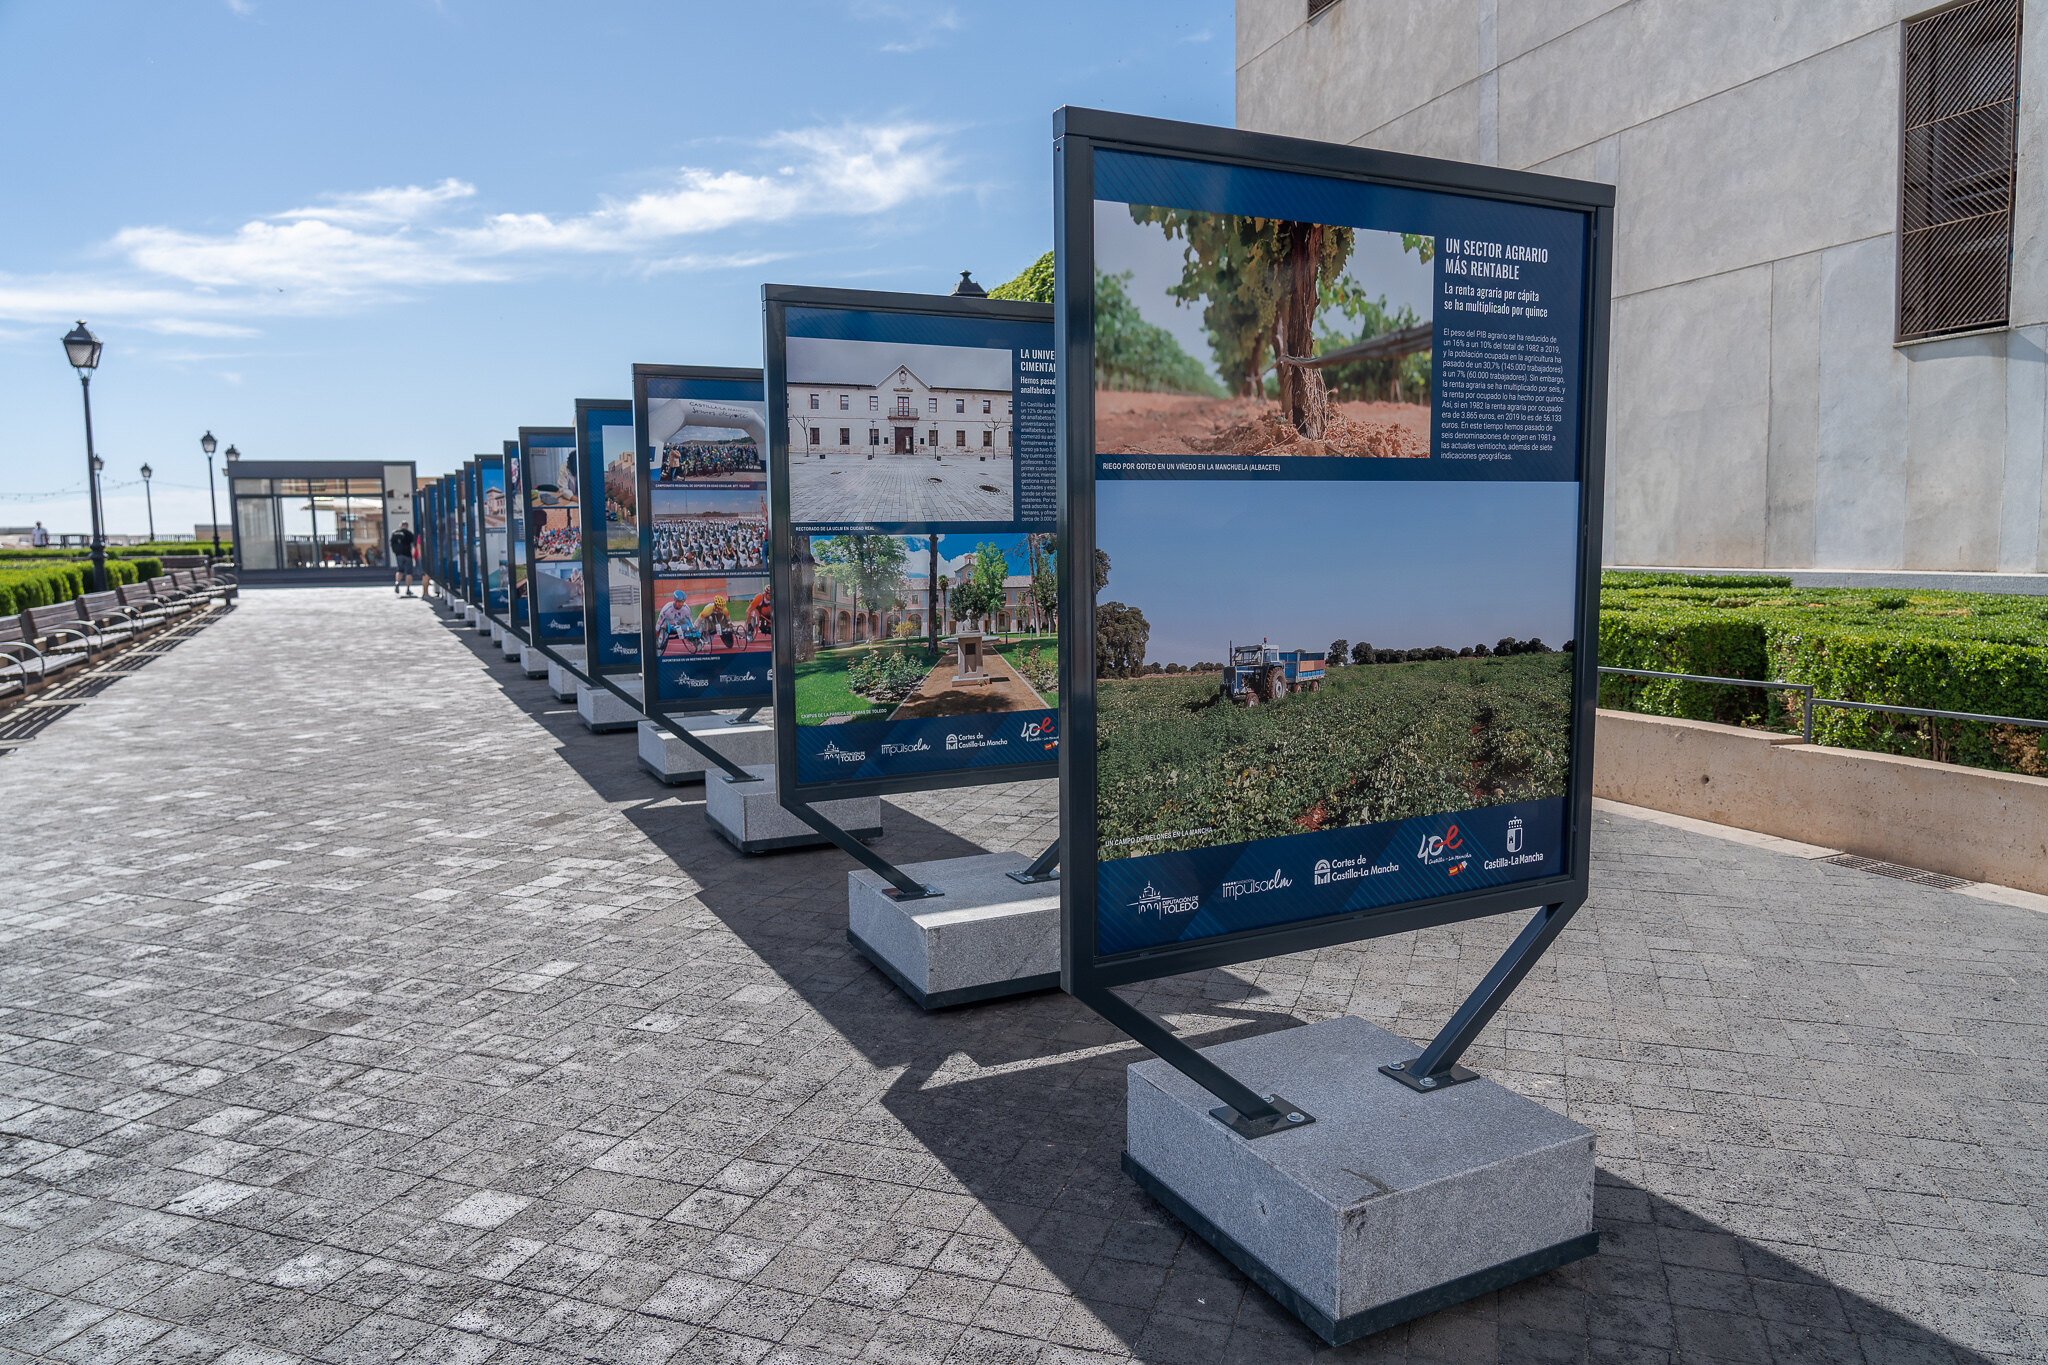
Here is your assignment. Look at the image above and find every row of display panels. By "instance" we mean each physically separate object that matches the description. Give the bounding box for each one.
[411,107,1611,1004]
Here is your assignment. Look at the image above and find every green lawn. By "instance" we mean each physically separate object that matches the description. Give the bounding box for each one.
[794,641,941,723]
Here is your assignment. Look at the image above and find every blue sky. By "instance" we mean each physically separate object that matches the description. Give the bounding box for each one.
[1,1,1232,539]
[1098,479,1581,664]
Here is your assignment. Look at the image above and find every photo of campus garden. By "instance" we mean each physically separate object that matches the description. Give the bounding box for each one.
[793,532,1056,724]
[1092,201,1435,459]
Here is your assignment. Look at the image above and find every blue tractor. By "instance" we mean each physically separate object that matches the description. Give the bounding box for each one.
[1220,641,1327,706]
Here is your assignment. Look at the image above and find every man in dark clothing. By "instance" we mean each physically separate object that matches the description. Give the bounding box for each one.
[390,524,418,596]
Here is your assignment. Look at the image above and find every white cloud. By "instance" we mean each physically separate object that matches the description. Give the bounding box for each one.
[852,1,965,51]
[0,123,953,332]
[273,178,475,227]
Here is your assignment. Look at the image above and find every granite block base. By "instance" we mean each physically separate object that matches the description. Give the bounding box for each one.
[518,643,549,677]
[846,851,1059,1009]
[576,676,644,733]
[637,714,775,785]
[1125,1015,1595,1345]
[705,764,880,853]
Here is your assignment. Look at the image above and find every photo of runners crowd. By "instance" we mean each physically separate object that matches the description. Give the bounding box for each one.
[652,577,770,656]
[652,517,768,574]
[658,439,763,483]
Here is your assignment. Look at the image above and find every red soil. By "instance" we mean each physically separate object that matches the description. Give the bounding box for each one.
[1095,391,1431,459]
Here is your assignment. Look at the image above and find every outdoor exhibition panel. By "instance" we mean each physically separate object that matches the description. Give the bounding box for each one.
[576,398,641,676]
[518,426,582,647]
[764,285,1058,803]
[503,439,527,634]
[632,365,774,717]
[474,454,507,618]
[461,461,481,608]
[1055,107,1611,1343]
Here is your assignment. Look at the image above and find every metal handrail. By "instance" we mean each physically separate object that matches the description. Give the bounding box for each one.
[1598,666,2048,744]
[1598,666,1814,742]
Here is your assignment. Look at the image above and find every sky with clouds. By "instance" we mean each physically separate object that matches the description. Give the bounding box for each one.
[1,1,1231,539]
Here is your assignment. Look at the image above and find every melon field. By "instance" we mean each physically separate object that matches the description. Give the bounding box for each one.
[1096,652,1572,860]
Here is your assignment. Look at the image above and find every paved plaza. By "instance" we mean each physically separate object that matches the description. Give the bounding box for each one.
[1,586,2045,1364]
[787,451,1013,525]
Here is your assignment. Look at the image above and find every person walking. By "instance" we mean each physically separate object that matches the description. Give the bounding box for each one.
[389,523,418,596]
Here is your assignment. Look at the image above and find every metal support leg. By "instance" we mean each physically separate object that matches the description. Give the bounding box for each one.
[780,800,938,901]
[1080,986,1311,1139]
[727,706,762,725]
[587,673,755,784]
[1382,901,1580,1093]
[1006,838,1060,885]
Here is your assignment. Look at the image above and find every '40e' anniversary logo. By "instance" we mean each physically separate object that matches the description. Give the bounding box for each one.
[1417,823,1470,877]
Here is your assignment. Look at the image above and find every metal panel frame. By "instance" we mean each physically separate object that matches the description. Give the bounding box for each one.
[763,282,1060,804]
[574,398,638,678]
[1053,106,1613,1114]
[517,425,580,656]
[631,364,774,718]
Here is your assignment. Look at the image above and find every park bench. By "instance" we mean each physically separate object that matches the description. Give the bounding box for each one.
[119,579,187,622]
[0,612,88,699]
[19,599,109,659]
[174,567,234,603]
[80,590,153,642]
[148,575,206,612]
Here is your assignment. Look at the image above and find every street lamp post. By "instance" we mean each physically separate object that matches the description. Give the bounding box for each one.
[140,463,155,542]
[200,431,222,559]
[62,322,106,592]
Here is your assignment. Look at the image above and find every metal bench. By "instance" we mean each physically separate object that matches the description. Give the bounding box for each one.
[174,567,233,604]
[80,590,150,641]
[0,612,87,697]
[119,579,184,622]
[19,599,108,659]
[147,575,203,612]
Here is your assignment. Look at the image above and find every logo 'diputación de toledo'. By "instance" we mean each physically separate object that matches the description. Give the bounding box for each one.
[1132,882,1201,919]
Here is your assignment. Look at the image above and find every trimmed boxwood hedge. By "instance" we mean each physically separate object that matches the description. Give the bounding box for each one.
[1598,574,2048,773]
[0,557,163,616]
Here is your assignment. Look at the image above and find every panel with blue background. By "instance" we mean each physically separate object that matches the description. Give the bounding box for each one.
[777,296,1060,795]
[518,428,582,645]
[1086,146,1593,961]
[577,400,639,674]
[635,369,774,714]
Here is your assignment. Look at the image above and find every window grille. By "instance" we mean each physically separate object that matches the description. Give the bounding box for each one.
[1897,0,2022,341]
[1308,0,1340,17]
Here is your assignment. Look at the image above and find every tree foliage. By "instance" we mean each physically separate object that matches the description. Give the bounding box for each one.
[948,541,1010,627]
[1097,601,1151,677]
[1128,206,1354,433]
[814,535,906,621]
[989,251,1054,302]
[1095,270,1224,396]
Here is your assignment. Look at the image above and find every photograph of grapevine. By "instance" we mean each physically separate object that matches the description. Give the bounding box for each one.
[1097,651,1571,860]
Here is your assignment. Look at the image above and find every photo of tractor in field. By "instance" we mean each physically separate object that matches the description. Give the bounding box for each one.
[1220,643,1326,705]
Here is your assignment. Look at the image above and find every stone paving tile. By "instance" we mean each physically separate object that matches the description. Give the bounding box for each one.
[0,586,2043,1363]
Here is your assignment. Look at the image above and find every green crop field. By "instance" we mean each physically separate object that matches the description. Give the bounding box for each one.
[1097,652,1571,860]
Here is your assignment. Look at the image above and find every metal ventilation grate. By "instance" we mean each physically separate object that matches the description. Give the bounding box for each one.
[1897,0,2022,341]
[1820,852,1973,890]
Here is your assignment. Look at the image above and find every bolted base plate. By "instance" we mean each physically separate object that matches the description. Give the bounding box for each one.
[1379,1060,1481,1093]
[1208,1094,1315,1140]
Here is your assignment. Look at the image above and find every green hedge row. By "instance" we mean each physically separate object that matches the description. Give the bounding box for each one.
[0,544,227,562]
[0,557,163,616]
[1598,575,2048,773]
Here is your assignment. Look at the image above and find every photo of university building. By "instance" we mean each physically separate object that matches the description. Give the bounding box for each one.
[790,363,1012,457]
[785,338,1019,526]
[808,561,1048,647]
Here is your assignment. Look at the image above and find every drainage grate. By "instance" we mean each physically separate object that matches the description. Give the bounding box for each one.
[1820,853,1972,890]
